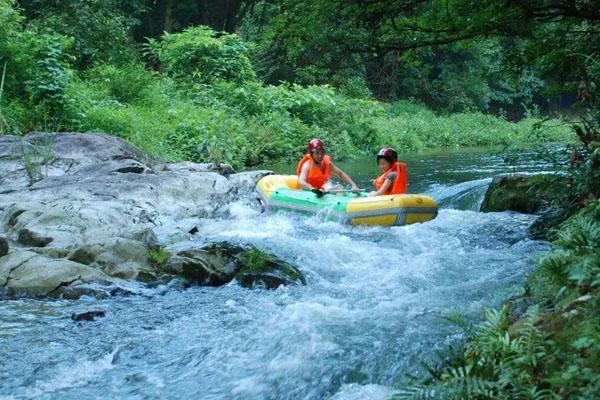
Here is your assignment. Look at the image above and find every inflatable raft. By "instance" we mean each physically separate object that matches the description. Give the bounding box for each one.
[256,175,438,226]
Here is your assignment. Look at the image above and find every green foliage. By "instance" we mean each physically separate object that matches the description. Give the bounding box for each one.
[533,202,600,297]
[146,26,256,86]
[20,135,54,185]
[85,63,155,104]
[18,0,139,68]
[238,250,274,273]
[0,1,76,130]
[148,248,170,267]
[0,0,578,170]
[64,67,572,170]
[29,35,74,117]
[397,202,600,399]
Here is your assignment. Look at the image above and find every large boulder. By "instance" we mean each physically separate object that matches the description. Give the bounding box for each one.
[162,243,305,289]
[0,132,149,190]
[0,132,295,298]
[480,174,570,214]
[0,250,117,298]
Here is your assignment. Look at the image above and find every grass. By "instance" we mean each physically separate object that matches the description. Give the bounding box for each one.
[20,135,54,185]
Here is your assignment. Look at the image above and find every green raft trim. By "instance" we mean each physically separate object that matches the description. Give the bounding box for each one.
[257,188,438,225]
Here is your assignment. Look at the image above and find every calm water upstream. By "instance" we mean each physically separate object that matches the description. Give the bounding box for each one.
[0,148,561,399]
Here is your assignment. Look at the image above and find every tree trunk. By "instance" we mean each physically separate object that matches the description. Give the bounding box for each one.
[164,0,175,33]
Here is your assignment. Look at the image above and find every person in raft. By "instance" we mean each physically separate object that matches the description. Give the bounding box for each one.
[297,138,361,195]
[367,147,408,197]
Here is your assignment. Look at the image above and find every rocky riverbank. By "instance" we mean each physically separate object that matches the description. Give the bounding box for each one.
[480,173,574,239]
[0,132,303,299]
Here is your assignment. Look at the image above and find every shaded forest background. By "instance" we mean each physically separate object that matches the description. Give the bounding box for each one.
[0,0,596,171]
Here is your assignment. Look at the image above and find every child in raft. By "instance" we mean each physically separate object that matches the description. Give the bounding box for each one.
[368,147,408,197]
[297,138,361,194]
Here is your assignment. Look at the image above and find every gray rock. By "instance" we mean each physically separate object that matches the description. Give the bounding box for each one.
[0,235,8,257]
[0,250,115,298]
[165,161,235,176]
[72,311,106,321]
[0,132,299,298]
[234,249,306,289]
[0,132,150,190]
[480,174,570,214]
[163,243,241,286]
[229,170,273,192]
[164,243,305,289]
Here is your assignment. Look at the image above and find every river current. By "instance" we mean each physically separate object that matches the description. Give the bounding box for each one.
[0,148,561,399]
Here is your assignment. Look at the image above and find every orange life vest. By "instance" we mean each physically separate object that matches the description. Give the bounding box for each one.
[296,154,332,189]
[372,162,407,195]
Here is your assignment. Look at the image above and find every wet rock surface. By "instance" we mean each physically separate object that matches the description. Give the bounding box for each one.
[163,243,305,289]
[0,132,286,298]
[71,310,106,322]
[480,174,570,214]
[0,235,8,257]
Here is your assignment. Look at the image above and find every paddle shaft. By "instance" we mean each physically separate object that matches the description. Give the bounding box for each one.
[325,189,367,193]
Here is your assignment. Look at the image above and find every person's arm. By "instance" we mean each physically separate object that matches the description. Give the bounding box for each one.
[331,163,360,192]
[298,161,315,190]
[368,178,392,197]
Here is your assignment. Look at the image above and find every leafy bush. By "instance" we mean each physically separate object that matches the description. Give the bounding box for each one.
[146,26,256,86]
[85,63,154,104]
[0,1,76,130]
[19,0,138,68]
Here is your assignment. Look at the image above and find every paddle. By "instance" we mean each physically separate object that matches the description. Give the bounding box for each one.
[311,189,366,198]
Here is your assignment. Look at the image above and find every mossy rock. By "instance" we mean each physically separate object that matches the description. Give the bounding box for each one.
[161,243,305,289]
[480,174,570,214]
[235,249,306,289]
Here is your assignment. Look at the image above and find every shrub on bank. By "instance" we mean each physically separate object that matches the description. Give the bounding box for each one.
[64,69,574,169]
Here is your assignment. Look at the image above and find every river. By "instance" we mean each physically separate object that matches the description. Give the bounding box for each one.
[0,148,560,399]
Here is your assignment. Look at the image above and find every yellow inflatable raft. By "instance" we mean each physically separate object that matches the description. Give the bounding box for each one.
[256,175,438,226]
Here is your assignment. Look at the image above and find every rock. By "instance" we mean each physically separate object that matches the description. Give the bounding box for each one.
[0,132,150,190]
[142,229,160,252]
[17,228,53,247]
[235,249,306,289]
[162,243,242,286]
[165,161,235,176]
[0,250,116,298]
[72,310,106,322]
[0,235,8,257]
[229,170,273,192]
[0,132,294,298]
[163,243,305,289]
[480,174,570,214]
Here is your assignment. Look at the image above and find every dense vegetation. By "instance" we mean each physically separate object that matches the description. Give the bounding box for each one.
[0,0,575,170]
[1,1,598,398]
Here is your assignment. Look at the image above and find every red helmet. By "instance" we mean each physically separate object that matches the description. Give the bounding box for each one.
[308,138,325,153]
[376,147,398,164]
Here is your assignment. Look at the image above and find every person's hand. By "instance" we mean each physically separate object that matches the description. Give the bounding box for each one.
[367,191,377,197]
[351,184,361,194]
